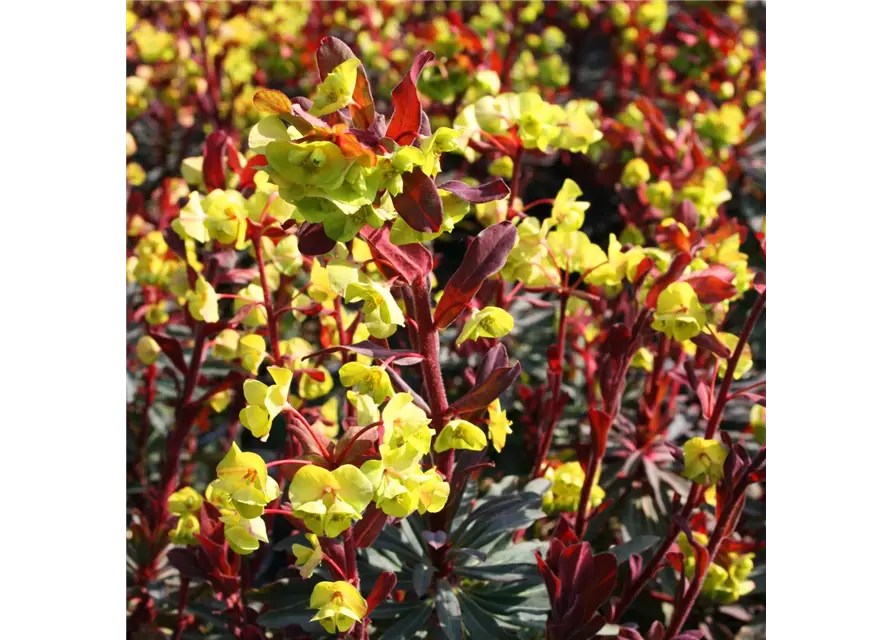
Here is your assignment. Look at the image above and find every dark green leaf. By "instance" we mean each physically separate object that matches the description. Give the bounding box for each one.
[435,579,463,640]
[380,601,434,639]
[456,590,505,638]
[454,563,540,582]
[609,535,662,564]
[412,563,434,597]
[255,598,312,630]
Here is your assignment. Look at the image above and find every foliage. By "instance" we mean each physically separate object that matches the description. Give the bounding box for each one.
[126,2,766,639]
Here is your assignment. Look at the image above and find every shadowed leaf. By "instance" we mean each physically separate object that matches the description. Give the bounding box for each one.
[434,221,518,328]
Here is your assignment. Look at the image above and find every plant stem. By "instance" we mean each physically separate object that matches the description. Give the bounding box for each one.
[409,278,451,478]
[251,231,281,364]
[135,363,157,488]
[704,290,765,440]
[532,293,570,477]
[508,147,525,218]
[343,528,359,583]
[610,486,703,623]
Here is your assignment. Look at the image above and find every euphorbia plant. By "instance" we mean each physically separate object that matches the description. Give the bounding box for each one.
[128,4,766,638]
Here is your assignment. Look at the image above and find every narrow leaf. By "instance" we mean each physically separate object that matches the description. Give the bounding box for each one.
[352,506,388,548]
[304,341,424,366]
[434,221,518,328]
[609,536,661,564]
[386,50,436,145]
[364,226,433,284]
[412,563,434,597]
[380,602,434,640]
[392,167,444,233]
[447,362,521,416]
[366,571,398,615]
[435,579,463,640]
[439,178,510,203]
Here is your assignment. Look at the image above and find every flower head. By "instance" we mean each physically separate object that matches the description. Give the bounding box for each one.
[434,419,488,453]
[309,580,367,635]
[486,399,513,453]
[682,437,728,485]
[239,366,293,441]
[288,464,373,537]
[456,307,514,346]
[338,362,395,404]
[137,335,161,365]
[651,282,707,341]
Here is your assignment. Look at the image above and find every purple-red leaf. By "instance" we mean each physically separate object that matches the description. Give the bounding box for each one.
[695,381,715,419]
[645,252,693,309]
[685,265,738,303]
[303,340,424,366]
[691,331,733,358]
[582,552,618,612]
[297,222,337,256]
[351,65,376,129]
[392,167,443,233]
[447,362,521,416]
[334,424,379,465]
[167,548,207,580]
[365,571,398,614]
[475,343,509,384]
[364,226,433,284]
[202,130,229,190]
[385,50,436,145]
[535,551,561,605]
[676,199,700,230]
[147,330,188,376]
[434,221,518,329]
[353,507,389,549]
[286,414,331,464]
[316,37,355,79]
[438,178,510,203]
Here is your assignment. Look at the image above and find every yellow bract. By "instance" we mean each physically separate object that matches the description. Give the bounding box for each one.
[456,307,514,346]
[486,399,513,453]
[543,461,605,514]
[309,580,367,635]
[651,282,707,342]
[136,335,161,365]
[434,419,488,453]
[288,464,373,537]
[681,437,728,485]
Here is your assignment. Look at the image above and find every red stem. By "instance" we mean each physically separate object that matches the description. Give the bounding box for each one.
[322,554,349,582]
[507,146,525,218]
[532,293,570,477]
[135,363,157,487]
[172,578,190,640]
[704,290,766,440]
[610,486,703,622]
[575,310,649,536]
[343,528,359,584]
[251,231,281,364]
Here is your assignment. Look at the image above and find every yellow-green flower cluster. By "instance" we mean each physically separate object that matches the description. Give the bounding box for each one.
[309,581,368,635]
[167,486,203,545]
[455,92,602,155]
[501,184,666,293]
[543,461,605,514]
[243,69,466,245]
[206,443,281,554]
[360,393,450,518]
[676,532,755,604]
